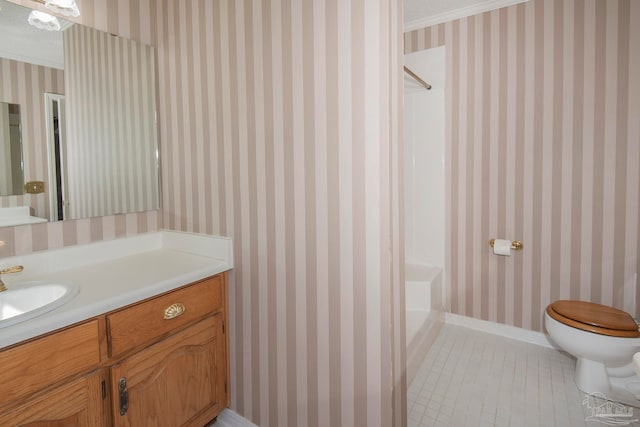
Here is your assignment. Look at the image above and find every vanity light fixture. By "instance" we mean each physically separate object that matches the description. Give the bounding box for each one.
[27,10,61,31]
[44,0,80,17]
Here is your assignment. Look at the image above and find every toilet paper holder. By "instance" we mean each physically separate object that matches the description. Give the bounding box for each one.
[489,239,523,251]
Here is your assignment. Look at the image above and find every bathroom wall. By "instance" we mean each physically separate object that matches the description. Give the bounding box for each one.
[2,1,406,426]
[0,57,64,219]
[156,1,405,426]
[405,0,640,332]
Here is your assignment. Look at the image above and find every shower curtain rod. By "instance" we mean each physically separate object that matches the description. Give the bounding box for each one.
[404,66,432,90]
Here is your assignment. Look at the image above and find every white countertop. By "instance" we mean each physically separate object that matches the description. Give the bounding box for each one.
[0,230,233,349]
[0,206,47,227]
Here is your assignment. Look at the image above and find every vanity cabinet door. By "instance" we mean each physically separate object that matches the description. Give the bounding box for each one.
[110,314,227,427]
[0,370,108,427]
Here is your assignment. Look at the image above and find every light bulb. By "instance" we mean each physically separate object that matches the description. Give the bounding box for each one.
[27,10,61,31]
[44,0,80,18]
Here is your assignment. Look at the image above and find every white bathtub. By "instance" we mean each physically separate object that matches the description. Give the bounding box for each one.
[405,263,444,385]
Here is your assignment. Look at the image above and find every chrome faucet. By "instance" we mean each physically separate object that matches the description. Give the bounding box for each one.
[0,265,24,292]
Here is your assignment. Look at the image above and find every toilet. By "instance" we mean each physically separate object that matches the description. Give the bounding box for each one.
[545,300,640,406]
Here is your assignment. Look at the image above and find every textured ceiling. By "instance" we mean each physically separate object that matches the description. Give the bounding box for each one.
[0,0,69,69]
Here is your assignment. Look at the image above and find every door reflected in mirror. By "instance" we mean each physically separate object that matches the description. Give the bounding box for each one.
[45,93,67,221]
[0,102,24,196]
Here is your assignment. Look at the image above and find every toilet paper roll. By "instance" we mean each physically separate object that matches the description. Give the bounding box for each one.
[493,239,512,256]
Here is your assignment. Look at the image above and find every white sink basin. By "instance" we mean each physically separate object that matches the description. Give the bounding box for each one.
[0,282,79,328]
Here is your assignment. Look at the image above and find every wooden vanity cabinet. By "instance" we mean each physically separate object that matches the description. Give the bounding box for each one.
[107,274,229,426]
[0,272,229,427]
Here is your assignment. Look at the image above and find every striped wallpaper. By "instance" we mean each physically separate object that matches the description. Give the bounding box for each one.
[405,0,640,332]
[0,57,64,219]
[0,209,160,257]
[2,1,406,427]
[63,24,159,219]
[157,1,404,426]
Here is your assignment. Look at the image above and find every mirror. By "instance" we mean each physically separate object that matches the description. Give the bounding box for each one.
[0,102,24,196]
[0,0,159,224]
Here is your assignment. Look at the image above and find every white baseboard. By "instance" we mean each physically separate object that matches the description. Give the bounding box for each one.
[444,312,561,350]
[213,409,258,427]
[407,310,445,386]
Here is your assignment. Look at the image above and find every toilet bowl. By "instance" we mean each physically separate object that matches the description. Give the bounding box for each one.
[544,300,640,407]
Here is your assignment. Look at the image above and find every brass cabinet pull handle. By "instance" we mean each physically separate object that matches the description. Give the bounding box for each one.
[163,303,186,320]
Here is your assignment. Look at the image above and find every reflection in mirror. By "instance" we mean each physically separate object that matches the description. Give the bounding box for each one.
[0,0,159,226]
[63,24,159,220]
[0,102,24,196]
[45,93,67,221]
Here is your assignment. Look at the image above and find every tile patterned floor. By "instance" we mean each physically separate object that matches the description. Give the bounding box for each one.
[408,324,640,427]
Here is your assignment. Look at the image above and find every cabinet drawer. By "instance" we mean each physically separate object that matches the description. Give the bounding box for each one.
[107,275,223,357]
[0,320,100,408]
